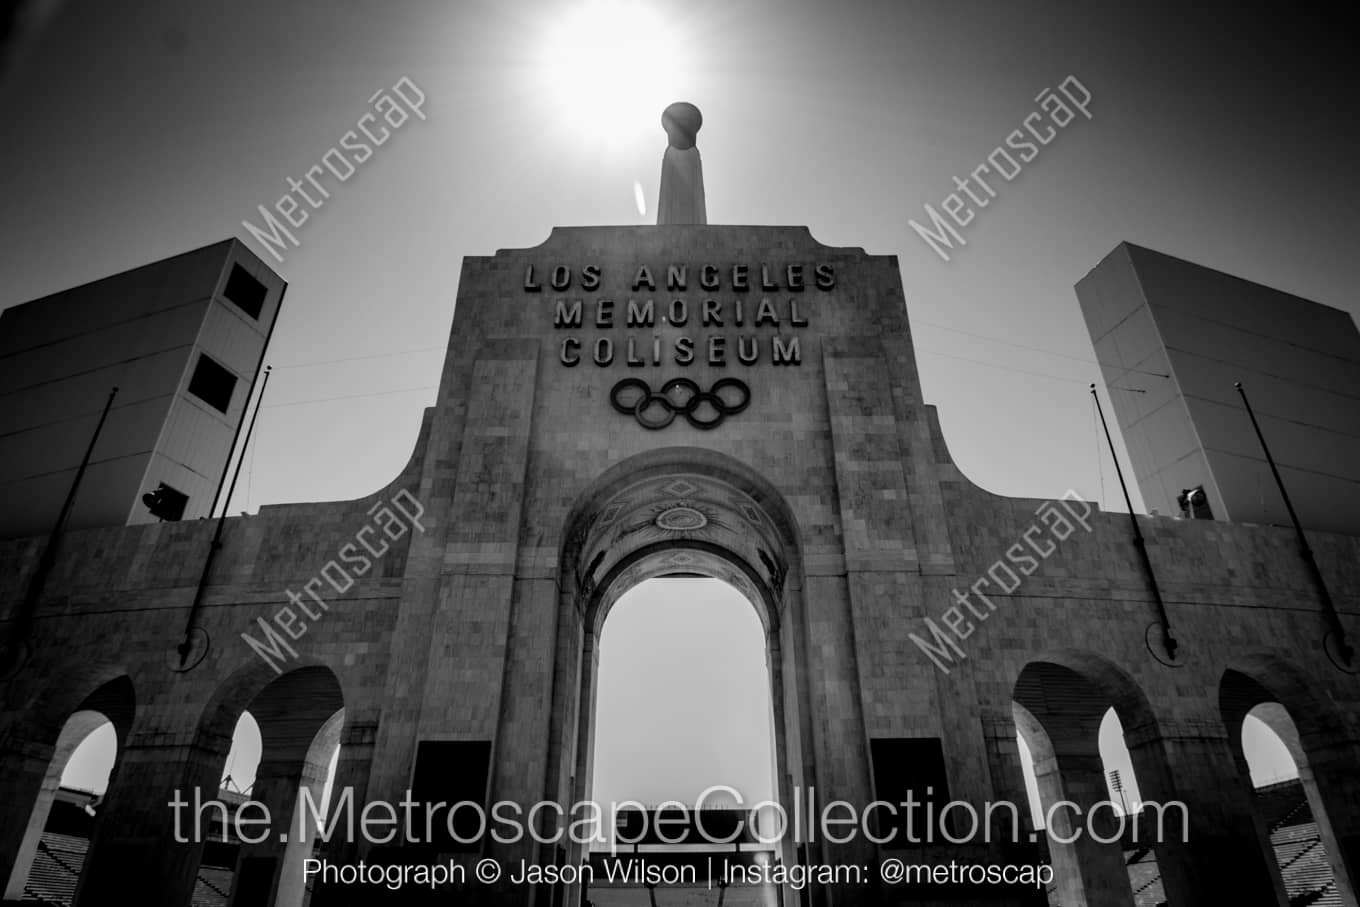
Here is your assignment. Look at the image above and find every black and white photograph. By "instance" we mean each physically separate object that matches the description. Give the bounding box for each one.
[0,1,1356,905]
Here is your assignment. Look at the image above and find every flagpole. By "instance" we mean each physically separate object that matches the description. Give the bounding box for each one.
[1090,384,1178,660]
[1235,382,1352,666]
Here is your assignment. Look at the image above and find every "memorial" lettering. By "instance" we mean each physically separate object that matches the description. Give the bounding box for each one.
[533,261,831,370]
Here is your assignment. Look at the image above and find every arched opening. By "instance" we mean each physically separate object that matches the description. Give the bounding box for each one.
[231,668,343,907]
[588,576,778,904]
[221,712,263,796]
[60,721,116,796]
[184,663,344,907]
[2,675,134,906]
[550,451,813,907]
[218,710,341,821]
[1220,664,1358,907]
[1097,709,1144,815]
[1240,712,1298,788]
[1012,661,1164,907]
[191,712,262,902]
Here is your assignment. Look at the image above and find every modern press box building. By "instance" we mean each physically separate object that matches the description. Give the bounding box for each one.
[0,240,285,539]
[0,106,1357,907]
[1077,242,1360,537]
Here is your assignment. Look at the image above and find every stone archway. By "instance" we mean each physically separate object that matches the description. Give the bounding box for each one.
[213,664,346,907]
[1,673,135,903]
[1220,655,1360,907]
[548,448,817,906]
[1012,662,1143,907]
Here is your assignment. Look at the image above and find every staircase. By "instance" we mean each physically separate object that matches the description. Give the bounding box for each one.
[17,832,236,907]
[1113,780,1342,907]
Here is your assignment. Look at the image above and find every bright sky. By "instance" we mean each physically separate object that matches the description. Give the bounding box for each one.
[591,580,775,809]
[15,0,1348,817]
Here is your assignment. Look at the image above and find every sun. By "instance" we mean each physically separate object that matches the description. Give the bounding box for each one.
[538,0,685,142]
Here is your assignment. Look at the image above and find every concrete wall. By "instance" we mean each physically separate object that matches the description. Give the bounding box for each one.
[1077,242,1360,535]
[0,239,284,538]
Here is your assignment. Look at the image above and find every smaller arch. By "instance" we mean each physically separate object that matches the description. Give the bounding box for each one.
[1219,657,1360,907]
[192,655,348,756]
[193,662,346,790]
[1011,653,1165,907]
[1223,651,1355,740]
[247,666,346,765]
[3,660,134,751]
[2,673,135,902]
[1014,649,1161,739]
[188,662,346,907]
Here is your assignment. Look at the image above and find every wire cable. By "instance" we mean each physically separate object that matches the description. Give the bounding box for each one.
[915,319,1171,379]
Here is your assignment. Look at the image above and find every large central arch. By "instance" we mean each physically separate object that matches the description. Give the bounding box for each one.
[547,448,815,899]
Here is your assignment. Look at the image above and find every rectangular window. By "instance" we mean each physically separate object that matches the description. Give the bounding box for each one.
[187,353,237,413]
[223,264,267,319]
[869,737,953,847]
[410,740,491,851]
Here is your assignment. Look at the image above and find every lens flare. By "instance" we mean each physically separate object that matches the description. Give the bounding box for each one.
[537,1,683,142]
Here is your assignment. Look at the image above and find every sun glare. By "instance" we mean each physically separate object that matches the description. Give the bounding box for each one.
[540,1,685,143]
[632,179,647,215]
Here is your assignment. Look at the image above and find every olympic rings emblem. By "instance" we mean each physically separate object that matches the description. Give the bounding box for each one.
[610,377,751,430]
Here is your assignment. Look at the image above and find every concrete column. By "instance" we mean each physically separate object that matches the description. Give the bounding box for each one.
[1042,752,1134,907]
[1011,700,1134,907]
[1224,729,1290,906]
[801,575,875,907]
[308,720,377,904]
[980,711,1053,907]
[227,758,300,906]
[1124,720,1283,906]
[1025,748,1134,907]
[73,733,227,907]
[249,754,333,907]
[1030,752,1083,906]
[484,576,562,907]
[1,711,110,899]
[0,740,56,900]
[1294,728,1360,907]
[980,711,1040,844]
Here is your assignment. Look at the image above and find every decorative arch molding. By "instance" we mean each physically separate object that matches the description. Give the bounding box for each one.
[1010,648,1162,745]
[1221,652,1358,742]
[560,447,804,632]
[2,661,136,751]
[192,657,349,758]
[589,537,777,638]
